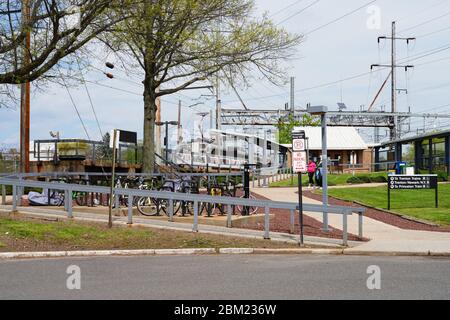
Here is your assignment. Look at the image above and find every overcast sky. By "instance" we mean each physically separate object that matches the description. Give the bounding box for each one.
[1,0,450,147]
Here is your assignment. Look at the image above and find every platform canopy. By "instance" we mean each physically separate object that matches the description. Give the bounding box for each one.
[293,127,368,151]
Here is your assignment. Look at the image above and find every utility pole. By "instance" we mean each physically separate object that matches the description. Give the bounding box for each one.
[20,0,31,173]
[177,100,182,145]
[371,21,415,141]
[290,77,295,117]
[215,76,221,130]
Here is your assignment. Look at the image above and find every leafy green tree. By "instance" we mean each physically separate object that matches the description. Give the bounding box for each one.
[276,114,320,144]
[102,0,302,173]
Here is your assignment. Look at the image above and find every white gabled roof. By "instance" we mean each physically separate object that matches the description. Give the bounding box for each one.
[293,127,368,151]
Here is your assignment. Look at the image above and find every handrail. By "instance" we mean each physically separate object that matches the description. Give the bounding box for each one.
[0,177,364,246]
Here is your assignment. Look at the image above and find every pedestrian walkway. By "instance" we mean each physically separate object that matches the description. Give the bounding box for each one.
[252,187,450,254]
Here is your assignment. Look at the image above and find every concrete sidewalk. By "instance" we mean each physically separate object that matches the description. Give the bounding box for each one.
[252,187,450,255]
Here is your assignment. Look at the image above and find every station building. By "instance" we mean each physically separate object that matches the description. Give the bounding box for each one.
[292,126,374,173]
[375,129,450,178]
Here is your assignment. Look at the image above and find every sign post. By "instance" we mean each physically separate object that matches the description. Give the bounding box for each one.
[388,174,438,210]
[108,129,118,229]
[292,129,307,246]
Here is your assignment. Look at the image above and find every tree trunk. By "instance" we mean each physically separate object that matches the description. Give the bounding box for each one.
[142,84,156,173]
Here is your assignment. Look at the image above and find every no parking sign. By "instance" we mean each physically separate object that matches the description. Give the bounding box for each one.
[292,130,307,174]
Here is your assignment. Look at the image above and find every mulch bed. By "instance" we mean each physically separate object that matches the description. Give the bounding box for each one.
[15,190,365,242]
[236,193,366,242]
[304,190,450,233]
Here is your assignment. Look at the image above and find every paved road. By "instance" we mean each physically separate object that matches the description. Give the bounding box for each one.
[1,255,449,300]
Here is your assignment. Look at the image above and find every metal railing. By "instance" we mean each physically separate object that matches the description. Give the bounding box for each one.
[32,139,139,165]
[249,167,294,187]
[0,175,365,246]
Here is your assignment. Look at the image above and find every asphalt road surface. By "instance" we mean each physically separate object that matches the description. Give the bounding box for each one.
[0,255,449,300]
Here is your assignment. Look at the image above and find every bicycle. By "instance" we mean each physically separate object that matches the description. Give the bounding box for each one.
[136,177,168,216]
[198,180,235,217]
[235,186,259,215]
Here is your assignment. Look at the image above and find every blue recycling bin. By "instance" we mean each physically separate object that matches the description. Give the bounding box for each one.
[395,161,407,175]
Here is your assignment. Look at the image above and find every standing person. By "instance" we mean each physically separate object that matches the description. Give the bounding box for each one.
[307,159,316,188]
[315,161,323,189]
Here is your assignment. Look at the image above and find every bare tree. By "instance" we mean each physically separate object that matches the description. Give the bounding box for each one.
[102,0,303,173]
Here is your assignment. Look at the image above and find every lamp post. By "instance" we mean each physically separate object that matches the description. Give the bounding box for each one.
[155,121,179,165]
[307,105,329,232]
[197,112,209,171]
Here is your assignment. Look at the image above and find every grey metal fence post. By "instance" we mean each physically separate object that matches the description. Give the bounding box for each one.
[227,204,232,228]
[64,189,69,211]
[264,206,270,239]
[12,184,17,212]
[18,177,23,206]
[342,211,348,246]
[127,195,133,225]
[67,188,73,218]
[1,185,6,205]
[193,201,199,232]
[168,199,174,222]
[115,193,120,215]
[290,209,295,234]
[358,212,363,239]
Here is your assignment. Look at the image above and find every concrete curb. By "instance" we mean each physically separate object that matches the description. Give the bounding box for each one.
[219,248,254,254]
[1,247,450,260]
[344,250,450,257]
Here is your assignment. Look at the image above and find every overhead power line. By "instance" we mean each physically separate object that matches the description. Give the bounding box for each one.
[270,0,305,18]
[59,72,91,140]
[276,0,321,25]
[398,10,450,34]
[76,59,104,138]
[304,0,378,36]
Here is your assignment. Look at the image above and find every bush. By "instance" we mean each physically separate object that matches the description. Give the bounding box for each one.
[346,176,362,184]
[436,171,448,182]
[369,175,387,183]
[357,175,371,183]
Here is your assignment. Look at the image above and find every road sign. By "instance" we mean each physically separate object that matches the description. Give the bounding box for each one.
[291,129,307,246]
[292,130,306,140]
[388,175,438,190]
[293,151,307,173]
[292,138,306,152]
[387,175,438,209]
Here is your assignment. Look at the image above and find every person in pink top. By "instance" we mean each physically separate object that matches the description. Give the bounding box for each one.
[307,160,316,188]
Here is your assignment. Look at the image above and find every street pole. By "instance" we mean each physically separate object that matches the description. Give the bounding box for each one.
[20,0,31,174]
[177,100,182,145]
[391,21,397,140]
[307,105,329,232]
[292,129,306,246]
[321,113,329,232]
[298,172,304,245]
[108,129,118,229]
[165,122,169,165]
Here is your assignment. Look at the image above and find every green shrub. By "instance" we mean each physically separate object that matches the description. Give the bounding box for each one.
[436,171,448,182]
[357,175,371,183]
[346,176,362,184]
[370,175,387,183]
